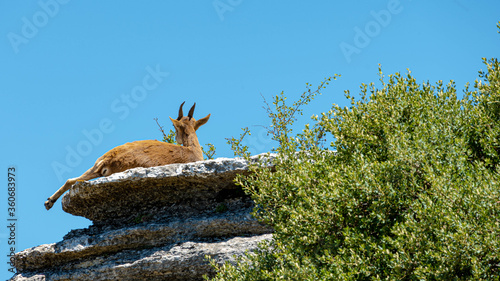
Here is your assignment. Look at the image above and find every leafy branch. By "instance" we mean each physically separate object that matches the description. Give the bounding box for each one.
[226,76,339,157]
[154,117,176,144]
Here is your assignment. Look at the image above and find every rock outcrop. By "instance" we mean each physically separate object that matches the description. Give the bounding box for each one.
[12,155,274,280]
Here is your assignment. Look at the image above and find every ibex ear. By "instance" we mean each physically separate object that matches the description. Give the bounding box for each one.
[194,114,210,130]
[169,117,180,128]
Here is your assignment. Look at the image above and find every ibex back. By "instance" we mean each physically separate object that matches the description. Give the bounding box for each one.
[45,102,210,210]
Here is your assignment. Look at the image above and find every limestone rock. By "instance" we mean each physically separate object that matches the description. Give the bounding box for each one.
[61,154,274,224]
[14,208,271,272]
[12,155,275,280]
[12,234,272,281]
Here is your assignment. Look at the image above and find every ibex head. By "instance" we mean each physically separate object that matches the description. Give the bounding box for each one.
[169,102,210,145]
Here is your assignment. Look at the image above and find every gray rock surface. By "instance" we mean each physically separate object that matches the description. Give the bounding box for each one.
[12,234,272,281]
[61,154,274,224]
[14,209,271,272]
[11,155,275,280]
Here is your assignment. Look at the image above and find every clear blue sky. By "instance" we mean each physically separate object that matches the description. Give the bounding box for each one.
[0,0,498,278]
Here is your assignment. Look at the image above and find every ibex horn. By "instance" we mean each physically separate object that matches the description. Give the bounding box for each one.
[177,101,186,120]
[188,103,196,120]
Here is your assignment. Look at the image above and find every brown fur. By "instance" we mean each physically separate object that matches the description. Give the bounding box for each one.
[45,103,210,210]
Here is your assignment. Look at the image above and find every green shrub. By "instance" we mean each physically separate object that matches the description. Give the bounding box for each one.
[210,56,500,280]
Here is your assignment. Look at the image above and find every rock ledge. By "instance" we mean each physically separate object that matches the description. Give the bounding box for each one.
[12,155,275,280]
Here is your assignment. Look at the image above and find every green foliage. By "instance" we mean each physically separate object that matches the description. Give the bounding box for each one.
[211,58,500,280]
[226,126,252,158]
[154,117,177,144]
[164,129,177,144]
[226,75,339,157]
[202,143,217,160]
[215,203,228,213]
[261,76,338,148]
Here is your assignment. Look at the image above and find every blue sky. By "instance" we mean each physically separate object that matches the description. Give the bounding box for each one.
[0,0,499,278]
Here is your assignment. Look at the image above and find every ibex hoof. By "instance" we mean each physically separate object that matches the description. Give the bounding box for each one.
[44,199,54,210]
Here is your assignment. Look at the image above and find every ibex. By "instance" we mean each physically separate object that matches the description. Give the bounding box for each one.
[45,102,210,210]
